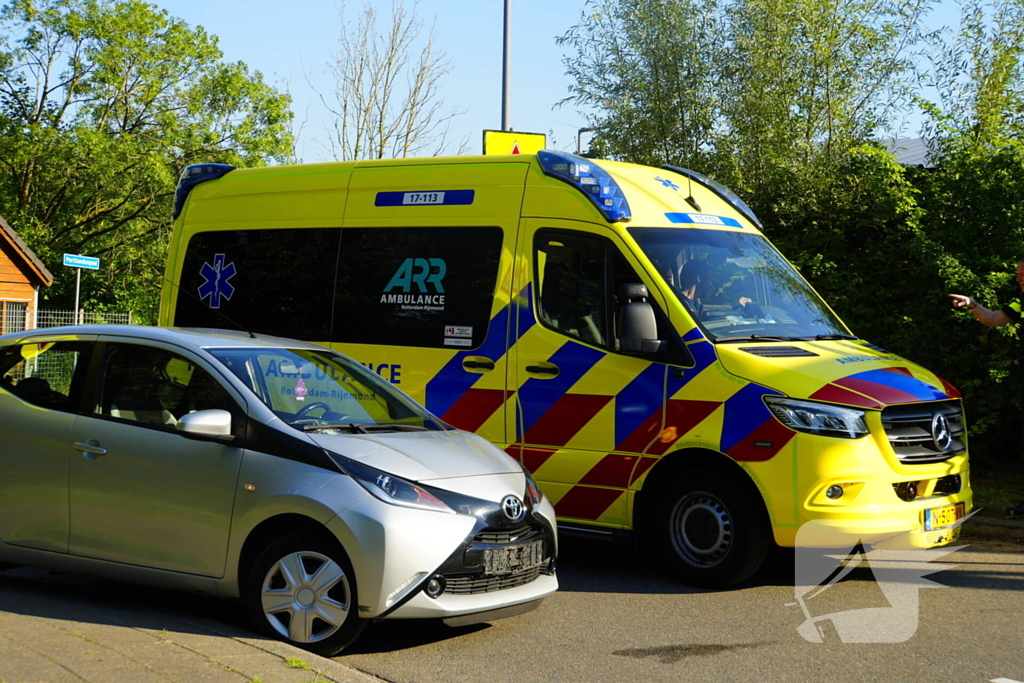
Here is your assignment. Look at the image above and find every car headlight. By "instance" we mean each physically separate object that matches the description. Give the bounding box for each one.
[330,453,455,514]
[763,396,869,439]
[521,463,543,505]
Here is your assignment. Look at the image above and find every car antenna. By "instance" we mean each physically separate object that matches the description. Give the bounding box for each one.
[144,271,258,339]
[685,174,701,212]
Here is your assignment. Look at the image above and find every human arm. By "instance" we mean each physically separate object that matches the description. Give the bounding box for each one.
[948,294,1012,326]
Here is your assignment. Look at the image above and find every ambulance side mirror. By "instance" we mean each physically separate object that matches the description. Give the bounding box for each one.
[617,284,666,354]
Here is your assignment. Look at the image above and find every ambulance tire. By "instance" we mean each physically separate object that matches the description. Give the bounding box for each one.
[655,469,771,588]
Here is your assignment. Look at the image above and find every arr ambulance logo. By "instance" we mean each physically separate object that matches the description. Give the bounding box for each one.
[383,258,446,293]
[197,253,237,309]
[381,258,447,308]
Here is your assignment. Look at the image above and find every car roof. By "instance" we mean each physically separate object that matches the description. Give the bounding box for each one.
[0,325,330,353]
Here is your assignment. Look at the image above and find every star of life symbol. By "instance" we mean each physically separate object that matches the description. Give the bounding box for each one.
[197,254,237,309]
[788,512,975,643]
[655,176,680,191]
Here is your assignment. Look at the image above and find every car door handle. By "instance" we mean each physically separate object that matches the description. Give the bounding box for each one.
[525,363,559,377]
[74,440,108,458]
[462,357,496,372]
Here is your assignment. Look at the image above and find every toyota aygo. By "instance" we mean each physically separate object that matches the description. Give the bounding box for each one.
[0,325,557,655]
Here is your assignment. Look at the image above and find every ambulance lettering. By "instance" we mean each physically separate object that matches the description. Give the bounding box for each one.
[361,362,402,385]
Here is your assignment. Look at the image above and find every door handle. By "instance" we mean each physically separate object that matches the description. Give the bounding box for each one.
[525,363,559,377]
[74,440,108,458]
[462,357,496,372]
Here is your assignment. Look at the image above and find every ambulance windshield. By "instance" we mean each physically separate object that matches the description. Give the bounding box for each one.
[628,227,851,342]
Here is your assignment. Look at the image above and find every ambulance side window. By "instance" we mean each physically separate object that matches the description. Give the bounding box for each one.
[174,228,340,339]
[536,230,672,353]
[536,232,607,346]
[332,226,503,349]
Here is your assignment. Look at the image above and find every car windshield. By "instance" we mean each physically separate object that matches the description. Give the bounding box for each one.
[628,227,851,342]
[207,347,446,432]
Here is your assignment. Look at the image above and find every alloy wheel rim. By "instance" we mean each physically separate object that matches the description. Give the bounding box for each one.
[260,550,351,643]
[669,493,733,567]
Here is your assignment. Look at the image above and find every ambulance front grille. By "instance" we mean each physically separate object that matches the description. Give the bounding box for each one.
[881,401,966,463]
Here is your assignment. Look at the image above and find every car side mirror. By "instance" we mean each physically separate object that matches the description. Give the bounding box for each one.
[617,283,664,354]
[177,409,234,441]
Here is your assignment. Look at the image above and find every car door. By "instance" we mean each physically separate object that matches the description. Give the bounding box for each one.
[67,339,246,576]
[511,220,685,527]
[0,337,94,552]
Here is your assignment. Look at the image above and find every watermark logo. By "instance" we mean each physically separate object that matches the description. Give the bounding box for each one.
[384,258,446,293]
[789,513,974,643]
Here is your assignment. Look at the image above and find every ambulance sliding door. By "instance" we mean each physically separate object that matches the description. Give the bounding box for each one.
[332,161,528,447]
[511,219,677,528]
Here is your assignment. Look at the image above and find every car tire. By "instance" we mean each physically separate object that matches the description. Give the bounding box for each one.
[244,533,366,657]
[655,468,771,588]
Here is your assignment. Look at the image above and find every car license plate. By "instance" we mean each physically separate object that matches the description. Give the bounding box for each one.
[924,502,965,531]
[482,540,545,576]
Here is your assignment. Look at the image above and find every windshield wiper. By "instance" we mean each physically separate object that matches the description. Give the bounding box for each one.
[302,422,430,433]
[714,335,806,343]
[812,334,858,340]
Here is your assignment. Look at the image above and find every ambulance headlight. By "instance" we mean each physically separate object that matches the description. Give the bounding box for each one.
[763,397,869,439]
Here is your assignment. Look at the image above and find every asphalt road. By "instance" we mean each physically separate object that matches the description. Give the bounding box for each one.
[340,535,1024,683]
[0,533,1020,683]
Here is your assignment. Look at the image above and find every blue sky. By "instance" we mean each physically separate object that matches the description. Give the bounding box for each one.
[159,0,588,161]
[158,0,963,163]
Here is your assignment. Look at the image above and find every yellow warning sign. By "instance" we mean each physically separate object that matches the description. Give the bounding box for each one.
[482,130,547,155]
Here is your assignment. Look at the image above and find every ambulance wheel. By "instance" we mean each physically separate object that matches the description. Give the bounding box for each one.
[655,469,770,588]
[244,534,366,657]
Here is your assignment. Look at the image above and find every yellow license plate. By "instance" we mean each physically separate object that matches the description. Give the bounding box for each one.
[924,502,965,531]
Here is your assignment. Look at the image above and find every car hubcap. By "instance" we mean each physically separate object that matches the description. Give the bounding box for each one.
[669,493,732,567]
[260,550,350,644]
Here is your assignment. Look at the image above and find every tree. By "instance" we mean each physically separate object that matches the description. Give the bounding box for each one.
[320,0,465,161]
[0,0,293,321]
[558,0,723,168]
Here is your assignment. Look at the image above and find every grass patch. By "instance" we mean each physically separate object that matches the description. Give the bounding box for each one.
[285,657,312,670]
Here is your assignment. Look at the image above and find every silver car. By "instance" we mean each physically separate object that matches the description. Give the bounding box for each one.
[0,326,558,656]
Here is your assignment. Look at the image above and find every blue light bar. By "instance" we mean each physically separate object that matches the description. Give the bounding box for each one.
[537,150,631,222]
[172,163,236,219]
[661,165,763,229]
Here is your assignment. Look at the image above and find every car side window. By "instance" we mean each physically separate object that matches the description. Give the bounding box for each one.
[0,341,89,412]
[96,343,235,428]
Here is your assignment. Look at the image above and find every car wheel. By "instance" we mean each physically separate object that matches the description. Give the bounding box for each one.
[655,469,771,588]
[244,534,366,656]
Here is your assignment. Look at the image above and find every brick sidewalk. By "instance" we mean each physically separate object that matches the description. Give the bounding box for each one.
[0,568,379,683]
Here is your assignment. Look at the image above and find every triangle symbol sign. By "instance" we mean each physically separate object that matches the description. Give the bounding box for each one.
[511,141,521,154]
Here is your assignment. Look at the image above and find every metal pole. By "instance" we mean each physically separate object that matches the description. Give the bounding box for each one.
[501,0,511,131]
[74,269,81,325]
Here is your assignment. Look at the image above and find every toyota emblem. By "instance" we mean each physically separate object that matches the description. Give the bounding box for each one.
[501,495,525,522]
[931,413,953,452]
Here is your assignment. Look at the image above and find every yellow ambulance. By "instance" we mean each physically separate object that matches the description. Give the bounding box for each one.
[160,152,972,587]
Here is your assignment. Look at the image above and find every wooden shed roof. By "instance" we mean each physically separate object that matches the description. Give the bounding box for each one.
[0,216,54,287]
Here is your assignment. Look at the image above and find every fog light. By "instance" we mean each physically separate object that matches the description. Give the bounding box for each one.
[424,575,446,598]
[894,481,918,502]
[825,485,844,499]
